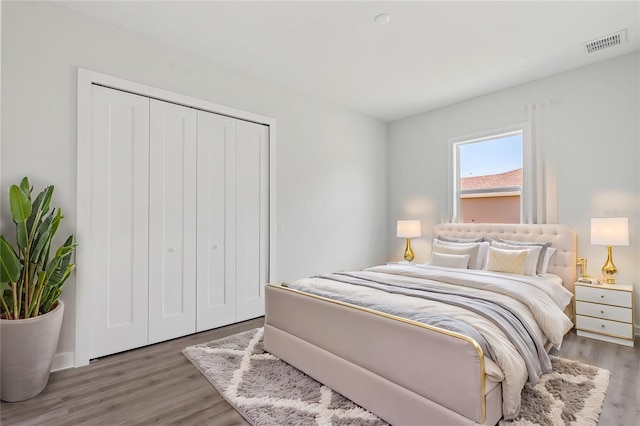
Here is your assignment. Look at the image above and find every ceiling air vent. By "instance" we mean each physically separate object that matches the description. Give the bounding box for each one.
[583,30,626,54]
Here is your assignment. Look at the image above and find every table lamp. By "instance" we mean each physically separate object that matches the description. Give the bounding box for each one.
[397,220,421,262]
[590,217,629,284]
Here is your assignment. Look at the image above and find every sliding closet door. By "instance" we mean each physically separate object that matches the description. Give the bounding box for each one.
[148,100,197,344]
[89,85,150,358]
[196,111,237,331]
[235,120,269,321]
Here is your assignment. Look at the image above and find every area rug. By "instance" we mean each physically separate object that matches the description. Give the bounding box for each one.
[183,328,610,426]
[503,356,610,426]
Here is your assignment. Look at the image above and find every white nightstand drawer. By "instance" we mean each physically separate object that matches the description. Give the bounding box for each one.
[575,301,632,323]
[575,286,632,307]
[576,315,634,339]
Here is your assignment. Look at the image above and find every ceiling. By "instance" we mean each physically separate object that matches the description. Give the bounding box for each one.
[58,1,640,122]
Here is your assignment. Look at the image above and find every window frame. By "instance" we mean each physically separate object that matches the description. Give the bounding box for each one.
[448,122,534,224]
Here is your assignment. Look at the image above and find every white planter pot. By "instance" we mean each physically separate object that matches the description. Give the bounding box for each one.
[0,300,64,402]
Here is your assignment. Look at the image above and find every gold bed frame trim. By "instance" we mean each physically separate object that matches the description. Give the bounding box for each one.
[267,283,488,423]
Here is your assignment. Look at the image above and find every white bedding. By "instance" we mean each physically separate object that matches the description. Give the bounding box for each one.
[289,263,574,419]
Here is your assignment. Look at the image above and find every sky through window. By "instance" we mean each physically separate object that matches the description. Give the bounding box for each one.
[459,134,522,177]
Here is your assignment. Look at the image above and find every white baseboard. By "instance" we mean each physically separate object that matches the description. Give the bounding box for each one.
[51,351,75,372]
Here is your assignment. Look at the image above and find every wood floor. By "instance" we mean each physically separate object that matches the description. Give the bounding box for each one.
[549,331,639,426]
[1,319,638,426]
[1,318,263,426]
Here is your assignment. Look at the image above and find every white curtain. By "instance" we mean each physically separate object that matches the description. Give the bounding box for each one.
[523,102,558,224]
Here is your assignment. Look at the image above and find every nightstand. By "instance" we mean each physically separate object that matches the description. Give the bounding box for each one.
[575,281,634,347]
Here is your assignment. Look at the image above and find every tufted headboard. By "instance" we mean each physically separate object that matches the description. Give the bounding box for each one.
[433,223,577,293]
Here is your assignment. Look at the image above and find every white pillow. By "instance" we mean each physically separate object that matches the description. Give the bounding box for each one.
[432,242,477,266]
[432,240,488,270]
[485,246,530,275]
[489,241,540,276]
[475,241,490,269]
[498,239,552,275]
[540,247,557,274]
[428,252,471,269]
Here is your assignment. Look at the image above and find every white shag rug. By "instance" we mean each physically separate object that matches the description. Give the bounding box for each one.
[183,328,610,426]
[503,355,610,426]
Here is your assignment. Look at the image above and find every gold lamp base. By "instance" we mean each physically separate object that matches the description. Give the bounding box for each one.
[403,238,415,262]
[601,245,617,284]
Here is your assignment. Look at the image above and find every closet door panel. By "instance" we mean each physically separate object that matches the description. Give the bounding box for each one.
[89,85,150,358]
[196,111,237,331]
[148,100,197,344]
[235,120,269,321]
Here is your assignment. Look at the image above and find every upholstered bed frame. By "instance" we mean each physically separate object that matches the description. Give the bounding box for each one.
[264,223,576,425]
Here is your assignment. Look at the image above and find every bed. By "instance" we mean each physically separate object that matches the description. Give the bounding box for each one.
[264,223,576,425]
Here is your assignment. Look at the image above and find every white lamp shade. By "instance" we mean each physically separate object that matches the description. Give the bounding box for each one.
[397,220,421,238]
[591,217,629,246]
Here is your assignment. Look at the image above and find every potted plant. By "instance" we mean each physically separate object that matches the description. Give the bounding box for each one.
[0,177,77,402]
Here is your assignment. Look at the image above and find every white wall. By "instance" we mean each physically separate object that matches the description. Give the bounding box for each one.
[0,1,387,364]
[388,52,640,327]
[0,0,3,218]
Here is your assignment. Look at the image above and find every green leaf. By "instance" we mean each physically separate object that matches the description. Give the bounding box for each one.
[9,185,32,248]
[50,208,62,238]
[30,211,55,263]
[48,236,76,290]
[41,209,63,270]
[0,236,22,284]
[44,256,62,282]
[26,186,53,234]
[19,177,31,201]
[9,185,32,222]
[43,288,62,313]
[40,186,54,217]
[55,235,76,258]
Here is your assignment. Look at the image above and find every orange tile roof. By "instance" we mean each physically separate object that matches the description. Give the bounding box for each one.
[460,168,523,190]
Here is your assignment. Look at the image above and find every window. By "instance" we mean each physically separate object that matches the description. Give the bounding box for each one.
[450,125,532,224]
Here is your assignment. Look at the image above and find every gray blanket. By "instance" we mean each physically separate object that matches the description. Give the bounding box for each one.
[302,271,552,384]
[290,285,496,363]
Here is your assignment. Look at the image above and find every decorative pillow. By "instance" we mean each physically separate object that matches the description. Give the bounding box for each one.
[436,235,485,243]
[432,242,478,267]
[428,252,471,269]
[498,239,552,275]
[490,241,541,276]
[432,240,487,270]
[540,247,557,274]
[485,246,530,275]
